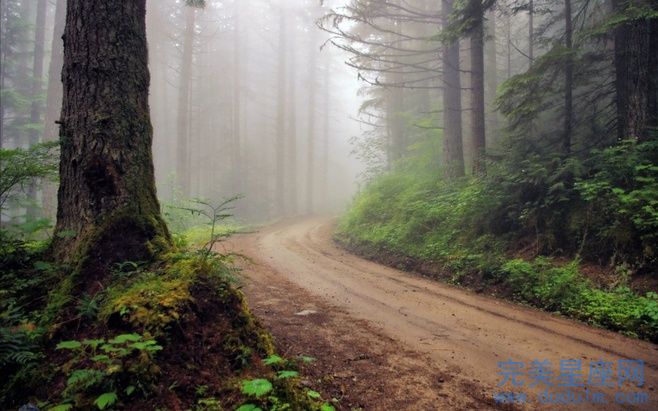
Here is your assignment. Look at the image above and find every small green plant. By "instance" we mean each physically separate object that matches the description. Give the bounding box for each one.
[54,333,162,409]
[195,384,209,397]
[111,260,145,280]
[77,292,103,321]
[240,378,273,398]
[197,396,222,410]
[234,353,333,410]
[297,355,316,364]
[0,326,43,366]
[93,392,118,410]
[177,196,241,260]
[276,370,298,379]
[263,354,284,366]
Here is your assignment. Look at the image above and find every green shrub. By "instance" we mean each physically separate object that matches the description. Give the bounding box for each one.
[338,153,658,341]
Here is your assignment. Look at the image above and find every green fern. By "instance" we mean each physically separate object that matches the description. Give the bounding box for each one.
[240,378,272,398]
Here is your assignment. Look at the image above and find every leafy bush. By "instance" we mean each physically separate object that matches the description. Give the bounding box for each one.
[338,147,658,341]
[0,141,58,210]
[235,353,334,411]
[52,333,162,409]
[574,139,658,266]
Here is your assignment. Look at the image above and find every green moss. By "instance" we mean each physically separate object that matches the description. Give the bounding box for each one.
[99,273,193,335]
[4,203,318,410]
[43,210,173,329]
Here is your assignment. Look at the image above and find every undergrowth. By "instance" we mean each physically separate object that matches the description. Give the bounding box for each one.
[337,140,658,342]
[2,209,335,410]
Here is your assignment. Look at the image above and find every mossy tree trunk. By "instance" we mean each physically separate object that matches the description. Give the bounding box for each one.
[52,0,170,271]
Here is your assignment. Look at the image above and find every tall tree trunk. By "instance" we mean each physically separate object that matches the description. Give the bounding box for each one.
[275,12,287,215]
[176,6,195,196]
[564,0,573,154]
[505,7,512,78]
[305,28,318,214]
[25,0,47,218]
[52,0,170,269]
[43,0,65,143]
[528,0,534,65]
[470,0,486,175]
[0,0,8,148]
[485,8,499,147]
[146,0,169,195]
[29,0,47,146]
[231,2,242,195]
[649,16,658,132]
[320,61,330,209]
[613,0,653,141]
[385,14,405,166]
[387,74,405,163]
[286,36,298,215]
[442,0,465,178]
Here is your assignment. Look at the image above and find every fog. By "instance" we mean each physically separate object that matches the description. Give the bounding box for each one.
[145,0,364,221]
[1,0,640,226]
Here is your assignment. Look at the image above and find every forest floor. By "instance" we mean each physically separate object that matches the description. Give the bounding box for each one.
[221,217,658,411]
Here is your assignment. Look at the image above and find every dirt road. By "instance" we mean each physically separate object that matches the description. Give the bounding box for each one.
[225,217,658,410]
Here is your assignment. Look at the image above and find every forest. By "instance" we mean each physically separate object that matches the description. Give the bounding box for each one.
[1,0,657,410]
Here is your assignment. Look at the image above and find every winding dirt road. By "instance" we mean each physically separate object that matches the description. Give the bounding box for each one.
[225,217,658,410]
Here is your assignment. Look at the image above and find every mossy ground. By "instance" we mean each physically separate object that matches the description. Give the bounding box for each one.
[1,229,329,410]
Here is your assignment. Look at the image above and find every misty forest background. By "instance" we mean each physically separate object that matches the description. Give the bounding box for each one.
[1,0,361,227]
[0,0,657,409]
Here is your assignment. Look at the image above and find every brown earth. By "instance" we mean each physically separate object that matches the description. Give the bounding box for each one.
[222,217,658,411]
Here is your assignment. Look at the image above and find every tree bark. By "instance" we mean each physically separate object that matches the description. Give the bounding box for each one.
[442,0,465,178]
[43,0,66,144]
[41,0,66,220]
[26,0,47,217]
[275,12,287,215]
[485,8,499,147]
[286,34,298,215]
[52,0,170,268]
[176,6,195,196]
[528,0,534,65]
[387,75,405,163]
[305,28,318,214]
[320,61,330,209]
[231,2,242,195]
[0,0,8,148]
[613,0,653,141]
[649,15,658,132]
[29,0,47,146]
[564,0,573,154]
[505,7,511,78]
[470,0,486,175]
